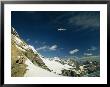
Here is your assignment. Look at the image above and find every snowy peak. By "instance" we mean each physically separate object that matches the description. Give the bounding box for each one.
[24,58,61,77]
[28,45,37,54]
[41,58,73,75]
[11,27,19,37]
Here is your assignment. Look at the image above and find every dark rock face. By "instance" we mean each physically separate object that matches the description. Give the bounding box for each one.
[16,56,27,64]
[23,49,50,71]
[61,69,77,77]
[83,61,100,75]
[61,60,100,77]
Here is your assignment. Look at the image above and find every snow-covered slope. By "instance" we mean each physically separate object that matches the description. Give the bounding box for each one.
[28,45,37,53]
[11,27,78,77]
[41,58,73,74]
[24,59,61,77]
[11,27,51,76]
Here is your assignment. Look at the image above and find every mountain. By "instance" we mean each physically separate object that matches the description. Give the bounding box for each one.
[11,27,54,77]
[11,27,100,77]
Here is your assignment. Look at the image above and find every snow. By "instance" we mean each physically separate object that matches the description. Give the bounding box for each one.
[12,27,15,32]
[22,45,36,52]
[24,59,61,77]
[28,45,37,53]
[16,45,26,52]
[53,57,61,61]
[79,66,84,72]
[22,45,29,50]
[41,58,73,74]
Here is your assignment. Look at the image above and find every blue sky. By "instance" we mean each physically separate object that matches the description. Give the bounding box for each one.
[11,11,100,58]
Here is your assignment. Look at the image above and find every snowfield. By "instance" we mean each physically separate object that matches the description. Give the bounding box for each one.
[24,59,62,77]
[41,58,73,74]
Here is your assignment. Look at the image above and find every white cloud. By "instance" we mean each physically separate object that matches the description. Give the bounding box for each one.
[84,53,92,56]
[36,45,58,51]
[69,49,79,54]
[49,45,58,51]
[88,46,97,51]
[57,28,67,31]
[36,45,48,51]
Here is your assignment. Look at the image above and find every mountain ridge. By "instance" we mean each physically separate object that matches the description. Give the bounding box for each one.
[11,27,100,77]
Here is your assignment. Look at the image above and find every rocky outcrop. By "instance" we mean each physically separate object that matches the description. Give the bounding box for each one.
[11,27,20,38]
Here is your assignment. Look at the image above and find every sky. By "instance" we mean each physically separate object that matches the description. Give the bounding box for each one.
[11,11,100,58]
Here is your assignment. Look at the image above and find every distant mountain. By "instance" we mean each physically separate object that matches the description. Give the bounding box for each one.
[11,27,100,77]
[79,56,100,64]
